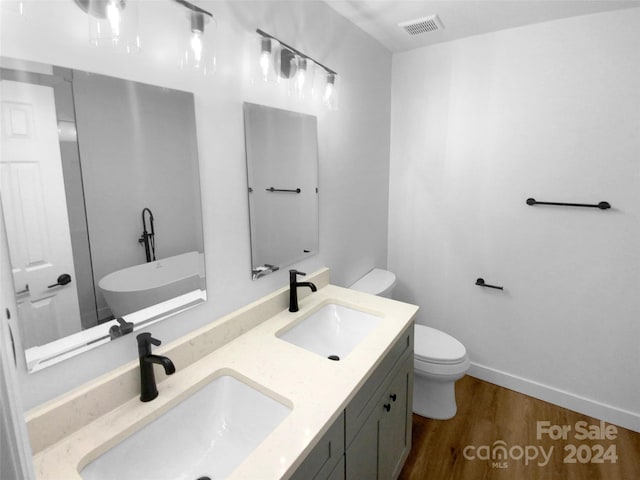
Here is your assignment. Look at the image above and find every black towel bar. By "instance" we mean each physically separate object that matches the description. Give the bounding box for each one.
[266,187,301,193]
[526,198,610,210]
[476,278,503,290]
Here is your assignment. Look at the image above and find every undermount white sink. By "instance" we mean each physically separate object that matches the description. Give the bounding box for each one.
[80,374,291,480]
[278,303,382,360]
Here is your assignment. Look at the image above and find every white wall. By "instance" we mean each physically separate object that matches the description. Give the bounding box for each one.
[0,0,391,409]
[389,8,640,431]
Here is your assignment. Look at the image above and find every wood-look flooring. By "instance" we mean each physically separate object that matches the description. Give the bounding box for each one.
[399,376,640,480]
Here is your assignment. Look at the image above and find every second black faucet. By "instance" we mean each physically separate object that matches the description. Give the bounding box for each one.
[289,269,317,312]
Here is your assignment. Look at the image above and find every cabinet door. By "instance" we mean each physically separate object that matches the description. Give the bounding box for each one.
[290,413,345,480]
[378,360,412,479]
[345,410,378,480]
[327,456,346,480]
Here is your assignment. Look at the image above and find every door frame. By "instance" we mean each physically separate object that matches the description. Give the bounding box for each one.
[0,202,35,480]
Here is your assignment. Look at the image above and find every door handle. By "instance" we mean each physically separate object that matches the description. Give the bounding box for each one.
[16,284,29,295]
[5,309,17,366]
[48,273,72,288]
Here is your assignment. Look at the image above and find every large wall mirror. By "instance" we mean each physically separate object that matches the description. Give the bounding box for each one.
[243,103,319,279]
[0,57,206,371]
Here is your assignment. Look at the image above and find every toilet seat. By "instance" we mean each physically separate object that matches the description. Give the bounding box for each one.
[414,325,467,365]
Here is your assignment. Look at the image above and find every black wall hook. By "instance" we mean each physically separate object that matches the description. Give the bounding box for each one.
[476,278,503,290]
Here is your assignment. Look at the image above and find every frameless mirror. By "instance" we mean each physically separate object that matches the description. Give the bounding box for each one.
[0,57,206,371]
[243,103,319,279]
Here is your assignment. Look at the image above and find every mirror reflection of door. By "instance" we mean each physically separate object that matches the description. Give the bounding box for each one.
[0,79,81,348]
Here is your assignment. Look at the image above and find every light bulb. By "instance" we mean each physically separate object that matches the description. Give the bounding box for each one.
[324,83,334,102]
[106,0,121,41]
[323,73,337,110]
[190,30,203,67]
[259,52,271,80]
[295,57,307,96]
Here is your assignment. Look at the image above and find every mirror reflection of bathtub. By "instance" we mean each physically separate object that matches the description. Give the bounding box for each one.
[25,285,206,372]
[99,251,205,318]
[26,252,205,372]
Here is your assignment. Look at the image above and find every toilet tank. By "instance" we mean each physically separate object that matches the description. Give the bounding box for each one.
[349,268,396,298]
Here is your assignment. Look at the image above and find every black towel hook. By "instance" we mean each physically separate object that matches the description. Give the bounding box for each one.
[476,278,503,290]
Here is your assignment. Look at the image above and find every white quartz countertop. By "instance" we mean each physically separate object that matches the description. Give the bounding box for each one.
[32,284,418,479]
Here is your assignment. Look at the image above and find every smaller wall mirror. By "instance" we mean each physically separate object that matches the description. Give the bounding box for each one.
[243,103,319,279]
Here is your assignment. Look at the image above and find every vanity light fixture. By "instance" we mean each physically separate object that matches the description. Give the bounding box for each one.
[256,29,338,109]
[173,0,216,75]
[73,0,140,53]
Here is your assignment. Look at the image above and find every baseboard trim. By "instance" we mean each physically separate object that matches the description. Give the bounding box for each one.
[468,362,640,433]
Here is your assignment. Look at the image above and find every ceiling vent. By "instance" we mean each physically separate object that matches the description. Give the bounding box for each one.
[398,15,444,36]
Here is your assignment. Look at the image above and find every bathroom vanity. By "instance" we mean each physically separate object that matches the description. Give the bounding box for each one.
[291,323,413,480]
[26,268,418,479]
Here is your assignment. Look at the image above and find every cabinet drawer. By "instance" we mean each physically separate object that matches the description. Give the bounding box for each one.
[290,412,345,480]
[345,322,413,446]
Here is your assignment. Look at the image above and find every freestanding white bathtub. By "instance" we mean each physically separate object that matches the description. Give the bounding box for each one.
[98,251,205,318]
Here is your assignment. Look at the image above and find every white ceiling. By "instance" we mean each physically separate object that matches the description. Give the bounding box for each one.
[325,0,640,52]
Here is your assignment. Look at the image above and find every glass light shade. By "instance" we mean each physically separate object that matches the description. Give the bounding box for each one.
[180,11,216,76]
[252,35,281,84]
[323,73,338,110]
[259,37,272,81]
[294,57,316,101]
[86,0,140,53]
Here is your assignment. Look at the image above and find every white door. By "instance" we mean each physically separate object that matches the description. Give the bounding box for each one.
[0,203,35,480]
[0,79,81,348]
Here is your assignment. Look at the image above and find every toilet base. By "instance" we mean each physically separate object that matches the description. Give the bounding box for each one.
[413,372,465,420]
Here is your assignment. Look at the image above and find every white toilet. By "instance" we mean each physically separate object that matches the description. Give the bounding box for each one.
[350,268,470,420]
[412,324,469,419]
[350,268,396,298]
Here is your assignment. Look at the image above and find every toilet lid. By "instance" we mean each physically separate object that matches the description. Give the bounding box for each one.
[414,325,467,364]
[350,269,396,295]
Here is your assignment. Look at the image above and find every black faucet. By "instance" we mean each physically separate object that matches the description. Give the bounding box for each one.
[289,269,317,312]
[137,333,176,402]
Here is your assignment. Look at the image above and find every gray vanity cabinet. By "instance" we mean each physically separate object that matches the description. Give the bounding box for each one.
[345,353,413,480]
[377,358,413,479]
[291,322,414,480]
